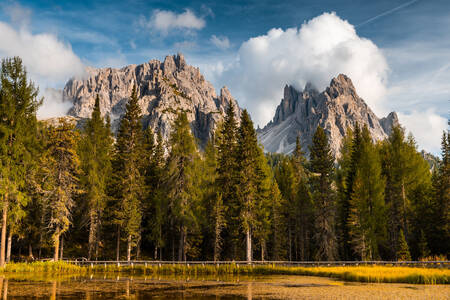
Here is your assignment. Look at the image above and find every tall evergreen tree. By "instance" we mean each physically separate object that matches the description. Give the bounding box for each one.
[79,95,113,260]
[291,136,312,261]
[348,126,386,260]
[253,147,272,261]
[396,229,411,261]
[41,119,81,261]
[309,126,336,261]
[429,131,449,255]
[380,125,432,259]
[200,134,225,261]
[236,110,261,262]
[165,112,199,261]
[0,57,41,266]
[216,102,239,259]
[143,129,167,260]
[111,85,144,261]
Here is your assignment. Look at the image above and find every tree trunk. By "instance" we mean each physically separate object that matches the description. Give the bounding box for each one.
[127,235,131,262]
[88,212,95,260]
[136,237,141,260]
[288,225,292,262]
[246,228,252,262]
[261,240,266,261]
[6,232,12,263]
[28,243,34,260]
[60,236,64,260]
[53,232,60,261]
[116,225,120,261]
[0,194,9,267]
[178,227,184,261]
[154,246,158,260]
[2,278,7,299]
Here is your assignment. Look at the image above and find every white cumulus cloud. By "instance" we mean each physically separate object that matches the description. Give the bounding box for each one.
[215,12,389,127]
[210,35,230,50]
[0,4,86,119]
[398,110,448,154]
[0,22,85,84]
[145,9,205,34]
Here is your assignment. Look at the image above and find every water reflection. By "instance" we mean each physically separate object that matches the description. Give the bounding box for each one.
[0,273,250,299]
[0,272,444,299]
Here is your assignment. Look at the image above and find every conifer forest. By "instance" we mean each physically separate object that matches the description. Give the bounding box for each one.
[0,56,448,266]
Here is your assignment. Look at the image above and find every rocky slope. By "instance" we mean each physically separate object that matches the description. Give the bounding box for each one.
[257,74,399,156]
[63,53,240,147]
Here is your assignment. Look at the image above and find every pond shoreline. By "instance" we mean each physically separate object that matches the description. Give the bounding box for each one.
[0,262,448,284]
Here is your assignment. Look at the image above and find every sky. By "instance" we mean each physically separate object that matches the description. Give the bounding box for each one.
[0,0,448,153]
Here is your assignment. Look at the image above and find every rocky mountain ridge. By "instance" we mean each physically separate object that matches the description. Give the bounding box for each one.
[63,53,240,147]
[257,74,399,156]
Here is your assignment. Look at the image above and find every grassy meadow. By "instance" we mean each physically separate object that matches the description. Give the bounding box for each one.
[0,262,448,284]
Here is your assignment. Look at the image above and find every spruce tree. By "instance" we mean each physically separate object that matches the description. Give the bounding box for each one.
[0,57,41,266]
[397,229,411,261]
[201,134,225,261]
[381,125,432,259]
[236,110,260,262]
[165,112,199,261]
[111,85,144,261]
[143,129,167,260]
[79,94,113,260]
[429,131,449,255]
[348,126,386,260]
[41,119,81,261]
[216,102,239,258]
[253,147,272,261]
[309,126,336,261]
[291,136,312,261]
[268,179,286,260]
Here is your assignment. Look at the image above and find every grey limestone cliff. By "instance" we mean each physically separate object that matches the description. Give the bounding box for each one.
[257,74,399,157]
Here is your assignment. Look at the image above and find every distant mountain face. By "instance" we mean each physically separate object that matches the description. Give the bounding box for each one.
[62,53,240,148]
[257,74,399,157]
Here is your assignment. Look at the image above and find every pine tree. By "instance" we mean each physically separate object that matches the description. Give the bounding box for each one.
[253,147,272,261]
[143,129,167,260]
[79,94,113,260]
[309,126,336,261]
[111,85,144,261]
[41,119,81,261]
[268,179,286,260]
[347,126,386,260]
[381,125,432,259]
[272,154,296,260]
[165,112,199,261]
[428,131,449,255]
[417,229,430,259]
[201,134,225,261]
[0,57,41,266]
[236,110,260,262]
[291,136,312,261]
[397,229,411,261]
[216,102,239,259]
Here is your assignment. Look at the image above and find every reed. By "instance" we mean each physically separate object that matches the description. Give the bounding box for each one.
[0,262,448,284]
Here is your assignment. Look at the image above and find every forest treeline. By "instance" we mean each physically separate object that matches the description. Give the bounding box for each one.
[0,57,448,265]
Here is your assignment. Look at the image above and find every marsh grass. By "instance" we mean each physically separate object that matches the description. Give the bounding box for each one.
[0,262,448,284]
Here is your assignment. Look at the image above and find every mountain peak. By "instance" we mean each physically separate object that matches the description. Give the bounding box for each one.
[258,75,398,156]
[327,74,356,98]
[63,53,240,148]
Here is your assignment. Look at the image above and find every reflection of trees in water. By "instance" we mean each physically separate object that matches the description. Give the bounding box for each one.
[2,277,8,300]
[50,281,56,300]
[247,281,252,300]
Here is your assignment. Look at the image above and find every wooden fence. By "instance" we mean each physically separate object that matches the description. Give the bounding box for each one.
[62,260,449,268]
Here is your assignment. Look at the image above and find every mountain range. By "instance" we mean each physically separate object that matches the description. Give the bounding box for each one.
[60,54,399,156]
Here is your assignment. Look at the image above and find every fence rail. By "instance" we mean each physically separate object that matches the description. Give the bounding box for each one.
[61,260,449,268]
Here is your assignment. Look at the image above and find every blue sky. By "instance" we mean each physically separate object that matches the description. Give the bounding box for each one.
[0,0,448,153]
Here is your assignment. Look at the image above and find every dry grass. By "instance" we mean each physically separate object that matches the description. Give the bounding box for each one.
[0,262,448,284]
